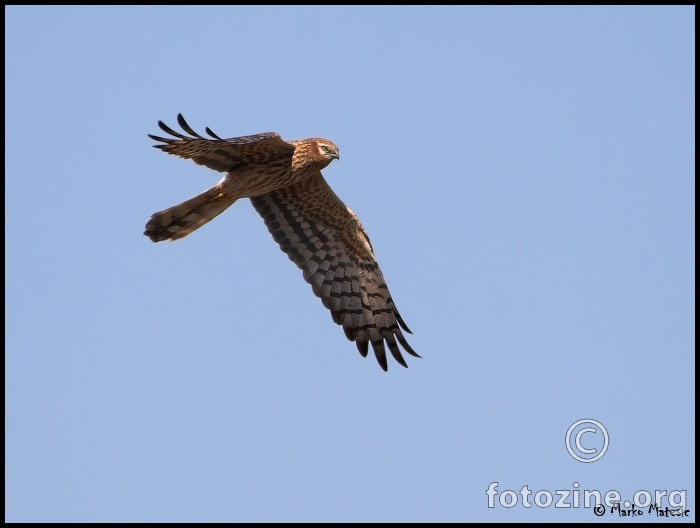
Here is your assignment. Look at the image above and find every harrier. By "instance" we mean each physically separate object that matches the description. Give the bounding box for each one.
[145,114,418,370]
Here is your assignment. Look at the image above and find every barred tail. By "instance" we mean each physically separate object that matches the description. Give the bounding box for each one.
[144,185,236,242]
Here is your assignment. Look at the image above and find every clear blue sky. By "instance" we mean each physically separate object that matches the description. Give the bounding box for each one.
[5,6,694,522]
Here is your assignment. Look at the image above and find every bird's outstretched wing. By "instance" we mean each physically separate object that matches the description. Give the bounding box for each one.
[148,113,295,173]
[251,173,419,371]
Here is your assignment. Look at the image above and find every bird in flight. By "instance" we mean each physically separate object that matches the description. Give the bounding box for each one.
[145,114,418,370]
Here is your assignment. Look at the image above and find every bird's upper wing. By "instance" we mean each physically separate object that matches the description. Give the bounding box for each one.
[149,114,296,173]
[251,173,419,371]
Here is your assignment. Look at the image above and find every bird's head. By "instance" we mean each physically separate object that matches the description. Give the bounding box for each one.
[315,139,340,163]
[291,138,340,170]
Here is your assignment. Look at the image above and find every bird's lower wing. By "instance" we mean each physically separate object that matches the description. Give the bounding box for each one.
[250,173,418,371]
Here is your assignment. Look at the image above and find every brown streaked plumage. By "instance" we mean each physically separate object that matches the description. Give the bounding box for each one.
[145,114,419,371]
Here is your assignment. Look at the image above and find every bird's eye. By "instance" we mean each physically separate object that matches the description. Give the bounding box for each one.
[322,145,330,152]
